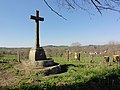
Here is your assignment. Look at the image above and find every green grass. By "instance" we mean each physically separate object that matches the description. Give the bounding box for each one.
[0,54,17,62]
[0,55,120,90]
[0,54,18,71]
[17,56,120,90]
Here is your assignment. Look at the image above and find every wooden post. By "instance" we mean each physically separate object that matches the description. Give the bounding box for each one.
[17,49,21,63]
[67,50,69,61]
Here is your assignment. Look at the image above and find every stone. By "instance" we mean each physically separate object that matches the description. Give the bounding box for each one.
[35,60,55,67]
[30,10,44,48]
[21,60,61,75]
[30,59,55,68]
[29,47,46,61]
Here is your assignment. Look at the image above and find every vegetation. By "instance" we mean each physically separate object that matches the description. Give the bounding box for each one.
[0,46,120,90]
[14,57,120,90]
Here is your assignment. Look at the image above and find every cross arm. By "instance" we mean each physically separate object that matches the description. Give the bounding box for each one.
[30,15,36,20]
[30,15,44,21]
[39,17,44,21]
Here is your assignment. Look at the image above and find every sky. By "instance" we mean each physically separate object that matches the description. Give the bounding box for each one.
[0,0,120,47]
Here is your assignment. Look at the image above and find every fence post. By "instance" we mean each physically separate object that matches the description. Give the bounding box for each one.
[17,49,21,63]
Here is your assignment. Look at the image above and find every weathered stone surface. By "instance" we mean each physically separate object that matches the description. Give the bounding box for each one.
[29,47,46,61]
[30,10,44,48]
[35,60,55,67]
[30,59,55,68]
[41,64,61,75]
[21,60,61,75]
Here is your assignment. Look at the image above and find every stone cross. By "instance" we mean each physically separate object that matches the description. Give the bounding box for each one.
[30,10,44,48]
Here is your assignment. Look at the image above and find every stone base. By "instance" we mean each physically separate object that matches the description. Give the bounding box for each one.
[21,59,61,75]
[40,64,61,75]
[31,59,56,68]
[26,46,61,75]
[29,47,46,61]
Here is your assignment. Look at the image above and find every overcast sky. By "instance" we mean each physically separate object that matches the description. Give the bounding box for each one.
[0,0,120,47]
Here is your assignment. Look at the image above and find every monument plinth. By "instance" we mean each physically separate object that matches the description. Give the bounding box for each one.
[27,10,61,75]
[29,47,46,61]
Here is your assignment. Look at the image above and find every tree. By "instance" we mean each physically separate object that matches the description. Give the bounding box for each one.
[44,0,120,19]
[71,42,81,46]
[108,41,120,45]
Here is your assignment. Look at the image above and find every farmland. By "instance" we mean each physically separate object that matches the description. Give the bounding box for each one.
[0,45,120,90]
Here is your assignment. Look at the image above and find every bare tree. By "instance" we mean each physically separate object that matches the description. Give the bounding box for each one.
[43,0,120,19]
[108,41,120,45]
[71,42,81,46]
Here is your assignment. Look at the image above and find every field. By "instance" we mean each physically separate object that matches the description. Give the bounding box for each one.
[0,46,120,90]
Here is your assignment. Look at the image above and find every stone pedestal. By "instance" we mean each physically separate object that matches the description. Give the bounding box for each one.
[20,60,61,75]
[29,47,46,61]
[27,47,61,75]
[28,46,61,75]
[30,59,56,68]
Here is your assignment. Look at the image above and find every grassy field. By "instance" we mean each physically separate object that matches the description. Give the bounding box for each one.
[0,55,120,90]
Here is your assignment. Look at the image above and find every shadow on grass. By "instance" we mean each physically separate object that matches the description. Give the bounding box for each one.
[1,73,119,90]
[60,64,76,73]
[60,64,86,73]
[22,74,120,90]
[0,73,120,90]
[0,64,120,90]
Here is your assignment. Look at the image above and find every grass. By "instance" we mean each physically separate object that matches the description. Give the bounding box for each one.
[0,54,18,71]
[0,54,17,62]
[0,63,13,70]
[0,55,120,90]
[18,56,120,90]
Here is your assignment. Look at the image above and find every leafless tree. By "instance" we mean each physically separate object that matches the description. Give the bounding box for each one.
[71,42,81,46]
[44,0,120,19]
